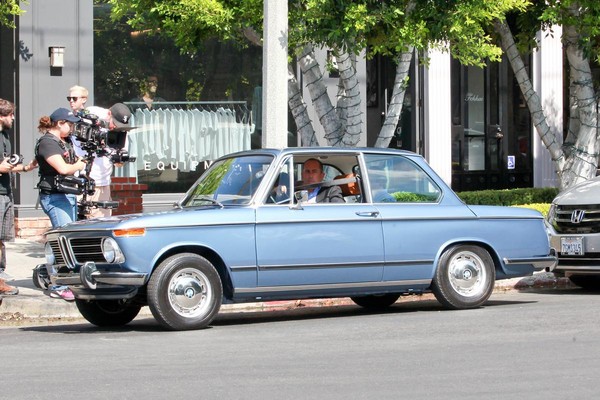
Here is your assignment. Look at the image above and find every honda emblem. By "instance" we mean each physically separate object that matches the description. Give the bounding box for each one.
[571,209,586,224]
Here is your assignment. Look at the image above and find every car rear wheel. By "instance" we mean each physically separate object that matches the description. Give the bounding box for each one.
[75,299,141,327]
[432,245,495,309]
[148,253,222,331]
[350,294,401,310]
[568,275,600,290]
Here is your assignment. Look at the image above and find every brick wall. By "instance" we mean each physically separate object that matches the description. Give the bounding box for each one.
[110,177,148,215]
[15,177,148,239]
[15,217,52,240]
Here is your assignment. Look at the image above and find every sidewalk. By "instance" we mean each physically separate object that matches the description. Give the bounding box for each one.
[0,238,575,324]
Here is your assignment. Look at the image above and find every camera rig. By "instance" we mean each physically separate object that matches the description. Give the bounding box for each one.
[68,111,136,220]
[3,152,24,166]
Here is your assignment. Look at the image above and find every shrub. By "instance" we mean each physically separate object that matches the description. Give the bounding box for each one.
[513,203,551,218]
[392,191,438,202]
[457,187,558,206]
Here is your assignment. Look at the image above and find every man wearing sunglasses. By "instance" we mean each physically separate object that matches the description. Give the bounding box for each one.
[67,85,88,113]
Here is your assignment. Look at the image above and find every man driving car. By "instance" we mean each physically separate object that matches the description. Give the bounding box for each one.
[301,158,344,203]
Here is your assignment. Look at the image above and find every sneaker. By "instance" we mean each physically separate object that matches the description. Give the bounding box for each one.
[0,270,15,281]
[0,278,18,295]
[49,288,75,301]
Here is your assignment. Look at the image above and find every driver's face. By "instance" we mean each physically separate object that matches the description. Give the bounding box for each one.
[302,160,325,185]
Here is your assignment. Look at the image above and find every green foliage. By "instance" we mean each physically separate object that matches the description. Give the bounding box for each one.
[94,2,261,107]
[457,187,559,206]
[109,0,262,52]
[539,0,600,63]
[513,203,551,217]
[0,0,25,28]
[392,191,438,203]
[106,0,529,68]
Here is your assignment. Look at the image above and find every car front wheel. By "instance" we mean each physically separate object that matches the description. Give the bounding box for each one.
[75,299,141,327]
[432,245,495,309]
[148,253,223,331]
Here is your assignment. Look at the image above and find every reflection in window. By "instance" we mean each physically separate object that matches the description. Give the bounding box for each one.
[181,155,273,206]
[365,154,441,203]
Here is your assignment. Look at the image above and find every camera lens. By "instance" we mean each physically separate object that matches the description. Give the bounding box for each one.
[7,154,23,166]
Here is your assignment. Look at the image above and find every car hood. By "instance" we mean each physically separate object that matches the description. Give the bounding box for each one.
[47,206,253,233]
[552,176,600,205]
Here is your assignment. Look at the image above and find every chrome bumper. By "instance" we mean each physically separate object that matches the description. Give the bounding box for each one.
[503,250,558,271]
[50,261,148,289]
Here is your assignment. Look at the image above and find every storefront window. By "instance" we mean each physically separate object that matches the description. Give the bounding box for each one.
[93,3,263,193]
[464,66,485,171]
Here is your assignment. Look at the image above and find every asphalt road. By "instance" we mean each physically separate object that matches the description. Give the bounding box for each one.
[2,289,599,400]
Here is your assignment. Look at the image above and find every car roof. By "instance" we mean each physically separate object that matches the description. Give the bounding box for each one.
[222,147,421,159]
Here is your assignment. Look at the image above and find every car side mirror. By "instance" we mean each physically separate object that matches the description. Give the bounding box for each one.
[292,190,308,210]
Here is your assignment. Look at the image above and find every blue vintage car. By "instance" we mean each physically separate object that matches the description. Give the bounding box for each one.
[40,148,556,330]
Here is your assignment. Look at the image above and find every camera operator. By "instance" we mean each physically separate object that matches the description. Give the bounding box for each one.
[35,108,87,227]
[71,102,132,219]
[35,108,87,301]
[0,98,37,295]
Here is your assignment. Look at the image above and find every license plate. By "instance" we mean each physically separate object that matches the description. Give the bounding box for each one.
[561,237,584,255]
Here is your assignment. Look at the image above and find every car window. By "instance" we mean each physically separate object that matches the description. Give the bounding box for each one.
[181,154,273,206]
[266,160,293,205]
[289,155,361,204]
[364,154,441,203]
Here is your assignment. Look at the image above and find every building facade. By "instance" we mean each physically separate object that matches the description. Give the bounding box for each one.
[0,1,561,236]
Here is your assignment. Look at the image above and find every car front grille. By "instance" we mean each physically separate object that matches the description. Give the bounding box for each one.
[48,237,106,268]
[552,204,600,234]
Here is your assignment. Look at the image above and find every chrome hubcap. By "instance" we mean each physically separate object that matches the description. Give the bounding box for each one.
[448,251,486,297]
[168,268,212,317]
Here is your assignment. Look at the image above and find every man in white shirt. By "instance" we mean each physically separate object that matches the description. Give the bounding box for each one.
[68,86,131,218]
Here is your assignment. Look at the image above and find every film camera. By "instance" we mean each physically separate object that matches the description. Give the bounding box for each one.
[74,111,136,164]
[3,153,24,166]
[68,110,136,219]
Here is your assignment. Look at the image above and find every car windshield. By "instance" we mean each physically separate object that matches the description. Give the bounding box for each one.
[180,154,274,207]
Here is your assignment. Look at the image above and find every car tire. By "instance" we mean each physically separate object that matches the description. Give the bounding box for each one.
[431,244,495,309]
[350,294,401,310]
[568,275,600,290]
[75,299,141,327]
[147,253,222,331]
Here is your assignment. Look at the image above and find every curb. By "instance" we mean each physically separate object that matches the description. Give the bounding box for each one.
[1,271,576,325]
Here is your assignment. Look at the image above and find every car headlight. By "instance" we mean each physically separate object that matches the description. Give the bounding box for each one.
[102,237,125,264]
[44,242,55,265]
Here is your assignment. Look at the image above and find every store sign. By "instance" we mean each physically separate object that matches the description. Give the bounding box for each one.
[507,155,515,170]
[465,92,483,102]
[143,159,213,171]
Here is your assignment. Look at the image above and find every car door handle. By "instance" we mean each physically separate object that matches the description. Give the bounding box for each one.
[356,211,380,218]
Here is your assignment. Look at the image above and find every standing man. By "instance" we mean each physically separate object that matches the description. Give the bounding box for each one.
[68,86,131,218]
[0,98,37,295]
[67,85,88,113]
[129,76,168,111]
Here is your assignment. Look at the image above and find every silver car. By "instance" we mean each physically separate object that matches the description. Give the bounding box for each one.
[547,176,600,289]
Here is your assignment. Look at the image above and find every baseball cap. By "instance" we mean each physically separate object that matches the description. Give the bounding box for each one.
[109,103,132,129]
[50,107,80,123]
